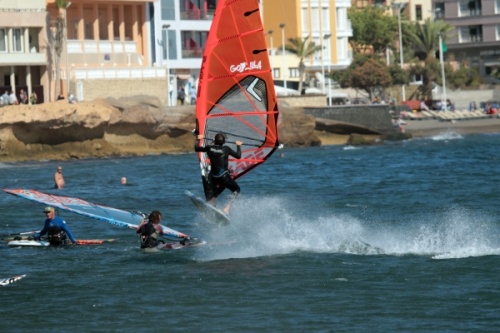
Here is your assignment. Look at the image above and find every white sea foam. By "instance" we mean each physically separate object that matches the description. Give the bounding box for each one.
[196,196,499,261]
[431,131,463,141]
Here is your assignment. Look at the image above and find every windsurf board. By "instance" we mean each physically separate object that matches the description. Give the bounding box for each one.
[185,190,230,226]
[0,274,27,286]
[7,239,116,247]
[8,240,50,247]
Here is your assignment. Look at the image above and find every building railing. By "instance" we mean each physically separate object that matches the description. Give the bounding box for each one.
[67,40,138,54]
[74,67,165,80]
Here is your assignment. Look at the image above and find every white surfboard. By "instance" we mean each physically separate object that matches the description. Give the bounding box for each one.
[185,190,230,226]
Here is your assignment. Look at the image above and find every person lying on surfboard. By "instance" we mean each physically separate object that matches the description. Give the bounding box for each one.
[195,133,243,214]
[136,210,165,249]
[33,206,76,245]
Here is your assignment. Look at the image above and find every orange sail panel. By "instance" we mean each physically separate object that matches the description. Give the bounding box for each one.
[195,0,280,182]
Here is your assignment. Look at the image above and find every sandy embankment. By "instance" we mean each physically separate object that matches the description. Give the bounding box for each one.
[403,117,500,138]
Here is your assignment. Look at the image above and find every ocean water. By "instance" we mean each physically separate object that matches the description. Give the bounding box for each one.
[1,132,499,332]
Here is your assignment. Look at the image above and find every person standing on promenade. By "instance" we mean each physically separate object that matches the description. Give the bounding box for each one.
[54,166,65,189]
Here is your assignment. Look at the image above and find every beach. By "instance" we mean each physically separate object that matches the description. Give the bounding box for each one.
[315,116,500,145]
[403,116,500,137]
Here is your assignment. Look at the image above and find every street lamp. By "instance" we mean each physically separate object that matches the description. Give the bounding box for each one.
[268,30,274,78]
[321,33,331,95]
[393,2,406,101]
[162,24,171,106]
[323,34,332,105]
[438,32,447,110]
[279,23,286,96]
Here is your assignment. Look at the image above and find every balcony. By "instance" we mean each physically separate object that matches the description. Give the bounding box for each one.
[0,52,46,66]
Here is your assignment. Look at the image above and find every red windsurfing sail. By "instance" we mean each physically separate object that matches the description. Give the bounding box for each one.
[195,0,280,186]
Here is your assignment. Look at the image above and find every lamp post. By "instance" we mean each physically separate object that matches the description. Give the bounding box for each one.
[268,30,274,78]
[162,24,171,106]
[279,23,286,96]
[393,2,406,101]
[323,33,332,105]
[438,32,447,110]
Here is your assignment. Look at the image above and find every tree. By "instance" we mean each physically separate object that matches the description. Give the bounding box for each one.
[333,55,392,100]
[348,6,399,55]
[283,36,322,94]
[52,0,69,99]
[448,64,482,89]
[406,18,454,99]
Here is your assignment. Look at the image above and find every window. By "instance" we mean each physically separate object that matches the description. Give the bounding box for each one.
[13,29,23,52]
[181,30,207,58]
[434,3,445,19]
[0,29,6,52]
[161,29,177,60]
[301,8,308,30]
[274,68,281,79]
[416,5,422,20]
[161,0,175,20]
[311,8,319,32]
[321,7,329,31]
[460,25,483,43]
[459,0,482,16]
[496,0,500,13]
[289,68,300,78]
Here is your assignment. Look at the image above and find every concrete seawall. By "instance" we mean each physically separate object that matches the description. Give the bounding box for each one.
[304,105,397,134]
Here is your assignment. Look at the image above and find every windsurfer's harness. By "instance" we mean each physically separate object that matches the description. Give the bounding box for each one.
[139,221,160,249]
[47,226,68,245]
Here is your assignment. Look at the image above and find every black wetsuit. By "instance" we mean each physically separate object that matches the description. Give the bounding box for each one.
[195,140,241,201]
[137,222,160,249]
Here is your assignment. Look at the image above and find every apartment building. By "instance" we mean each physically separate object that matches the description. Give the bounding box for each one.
[261,0,353,92]
[45,0,165,103]
[0,0,47,103]
[152,0,353,95]
[150,0,214,104]
[433,0,500,83]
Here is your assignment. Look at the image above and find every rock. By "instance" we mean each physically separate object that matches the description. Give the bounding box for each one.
[0,98,320,162]
[346,133,382,146]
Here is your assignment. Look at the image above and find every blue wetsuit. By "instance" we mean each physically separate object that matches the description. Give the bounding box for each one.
[35,216,76,244]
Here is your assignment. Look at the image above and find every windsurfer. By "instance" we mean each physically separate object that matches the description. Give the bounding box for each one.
[195,133,243,214]
[34,206,76,245]
[136,210,165,249]
[54,166,65,189]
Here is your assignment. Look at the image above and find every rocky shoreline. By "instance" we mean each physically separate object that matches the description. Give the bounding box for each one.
[1,97,499,163]
[0,96,321,163]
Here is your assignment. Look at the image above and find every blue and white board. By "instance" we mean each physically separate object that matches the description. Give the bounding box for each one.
[185,190,230,226]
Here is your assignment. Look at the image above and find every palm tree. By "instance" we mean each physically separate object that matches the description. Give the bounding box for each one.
[52,0,69,99]
[283,36,322,94]
[406,18,454,99]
